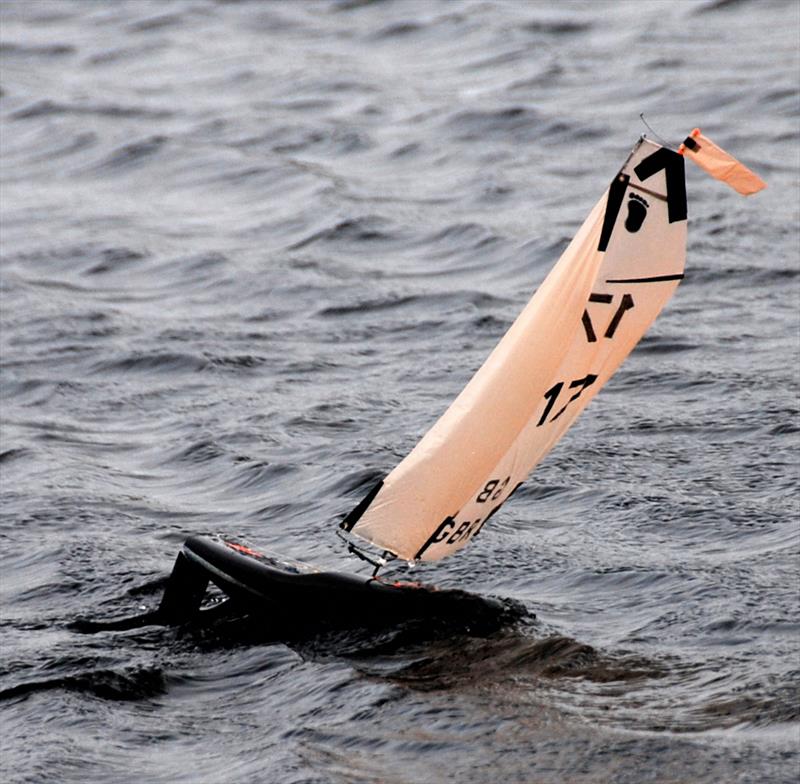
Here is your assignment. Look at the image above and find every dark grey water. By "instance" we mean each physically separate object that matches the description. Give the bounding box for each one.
[1,1,799,782]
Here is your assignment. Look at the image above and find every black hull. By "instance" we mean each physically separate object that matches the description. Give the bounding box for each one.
[75,534,516,634]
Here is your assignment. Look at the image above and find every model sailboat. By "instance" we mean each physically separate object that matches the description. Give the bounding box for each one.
[79,129,765,634]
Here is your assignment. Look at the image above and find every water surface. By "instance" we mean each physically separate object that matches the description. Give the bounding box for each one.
[1,1,799,782]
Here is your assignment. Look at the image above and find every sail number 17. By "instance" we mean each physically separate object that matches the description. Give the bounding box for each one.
[536,374,598,427]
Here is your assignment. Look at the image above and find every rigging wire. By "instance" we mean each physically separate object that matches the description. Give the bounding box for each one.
[336,528,388,576]
[639,113,673,149]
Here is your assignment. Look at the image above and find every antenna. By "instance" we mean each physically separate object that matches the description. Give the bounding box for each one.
[639,113,672,148]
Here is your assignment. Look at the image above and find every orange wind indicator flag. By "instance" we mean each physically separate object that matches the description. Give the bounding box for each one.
[678,128,766,196]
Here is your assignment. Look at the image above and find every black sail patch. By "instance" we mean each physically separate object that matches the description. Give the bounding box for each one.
[340,479,384,532]
[633,147,687,224]
[598,173,630,252]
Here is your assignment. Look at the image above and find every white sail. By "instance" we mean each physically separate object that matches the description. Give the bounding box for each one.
[342,137,689,562]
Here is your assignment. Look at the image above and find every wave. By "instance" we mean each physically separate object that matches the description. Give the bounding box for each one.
[0,667,167,703]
